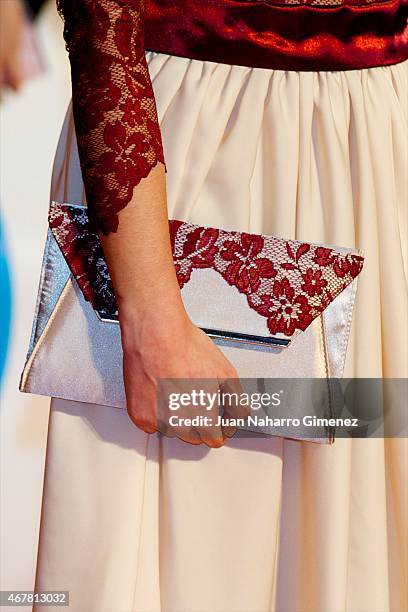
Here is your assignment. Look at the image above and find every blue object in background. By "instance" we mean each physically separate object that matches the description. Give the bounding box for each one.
[0,217,12,387]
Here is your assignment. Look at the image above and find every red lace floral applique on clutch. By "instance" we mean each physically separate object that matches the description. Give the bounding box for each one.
[57,0,165,234]
[49,202,364,338]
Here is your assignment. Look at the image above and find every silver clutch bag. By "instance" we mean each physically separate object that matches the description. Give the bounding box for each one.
[20,201,364,442]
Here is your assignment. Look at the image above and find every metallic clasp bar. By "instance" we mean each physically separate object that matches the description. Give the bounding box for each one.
[200,328,290,348]
[97,312,290,348]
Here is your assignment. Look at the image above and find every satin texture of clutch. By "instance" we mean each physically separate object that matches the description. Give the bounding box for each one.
[20,201,364,442]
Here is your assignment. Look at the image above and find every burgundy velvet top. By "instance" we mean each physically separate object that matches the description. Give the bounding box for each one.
[146,0,408,72]
[57,0,408,234]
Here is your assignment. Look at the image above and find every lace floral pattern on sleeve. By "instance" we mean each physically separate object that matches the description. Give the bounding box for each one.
[57,0,165,234]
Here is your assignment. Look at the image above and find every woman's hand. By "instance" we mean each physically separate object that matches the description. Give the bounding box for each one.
[120,307,242,447]
[0,0,42,97]
[0,0,25,95]
[99,163,243,447]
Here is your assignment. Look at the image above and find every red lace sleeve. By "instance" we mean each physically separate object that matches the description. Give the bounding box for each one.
[57,0,165,234]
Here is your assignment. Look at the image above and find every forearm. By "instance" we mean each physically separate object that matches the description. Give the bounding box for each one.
[57,0,177,331]
[99,162,187,344]
[58,0,165,234]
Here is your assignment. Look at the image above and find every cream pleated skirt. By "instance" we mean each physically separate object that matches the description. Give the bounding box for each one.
[34,55,408,612]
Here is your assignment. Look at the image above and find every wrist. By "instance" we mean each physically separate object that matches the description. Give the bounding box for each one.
[118,294,191,352]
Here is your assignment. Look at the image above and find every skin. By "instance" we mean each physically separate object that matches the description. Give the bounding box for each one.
[0,0,25,95]
[100,162,246,448]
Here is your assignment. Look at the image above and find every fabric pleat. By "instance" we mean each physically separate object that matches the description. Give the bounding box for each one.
[34,55,408,612]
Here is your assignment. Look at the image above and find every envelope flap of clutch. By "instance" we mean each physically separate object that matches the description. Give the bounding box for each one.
[48,201,364,348]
